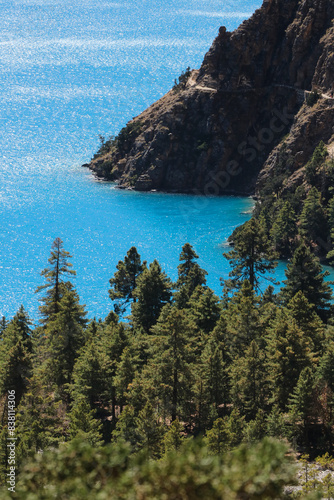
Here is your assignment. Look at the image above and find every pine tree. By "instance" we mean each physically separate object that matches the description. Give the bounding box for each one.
[299,187,328,244]
[265,309,315,410]
[15,375,64,464]
[135,402,165,459]
[71,339,114,408]
[223,217,278,293]
[230,340,268,419]
[149,308,193,422]
[281,242,333,319]
[163,419,186,454]
[109,246,146,316]
[132,260,172,332]
[187,287,221,336]
[174,243,207,307]
[200,326,230,410]
[288,367,316,448]
[114,347,138,412]
[270,201,297,256]
[204,417,228,454]
[68,399,103,446]
[224,280,262,357]
[0,306,33,404]
[36,238,76,323]
[43,289,88,392]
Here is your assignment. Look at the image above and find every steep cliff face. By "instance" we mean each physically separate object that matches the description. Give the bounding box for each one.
[87,0,334,195]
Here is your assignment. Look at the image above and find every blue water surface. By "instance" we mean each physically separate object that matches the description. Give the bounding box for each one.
[0,0,292,322]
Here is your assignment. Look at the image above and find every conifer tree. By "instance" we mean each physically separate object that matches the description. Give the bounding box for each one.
[0,306,33,404]
[163,419,186,454]
[204,417,228,454]
[150,307,193,422]
[230,340,268,419]
[200,326,230,410]
[288,367,317,447]
[43,289,87,391]
[224,280,262,357]
[15,375,64,464]
[36,237,76,323]
[71,339,114,408]
[109,246,146,315]
[68,399,103,446]
[299,187,328,244]
[135,402,165,459]
[265,309,315,410]
[114,347,137,412]
[187,286,221,336]
[270,201,297,256]
[281,243,333,318]
[224,217,278,292]
[174,243,207,307]
[112,405,139,451]
[132,260,172,332]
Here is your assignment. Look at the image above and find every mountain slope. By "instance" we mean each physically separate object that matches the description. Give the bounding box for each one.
[87,0,334,195]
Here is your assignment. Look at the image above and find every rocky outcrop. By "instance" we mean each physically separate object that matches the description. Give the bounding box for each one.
[87,0,334,195]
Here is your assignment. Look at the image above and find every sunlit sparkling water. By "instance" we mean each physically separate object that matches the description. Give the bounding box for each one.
[1,0,297,321]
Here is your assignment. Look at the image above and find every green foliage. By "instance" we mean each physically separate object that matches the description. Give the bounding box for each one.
[163,419,187,453]
[36,237,76,324]
[132,259,173,332]
[224,217,278,292]
[116,120,143,153]
[306,89,320,107]
[2,437,297,500]
[0,306,33,403]
[270,201,297,255]
[68,399,103,446]
[92,134,116,159]
[281,243,333,318]
[230,340,268,418]
[109,246,146,316]
[299,187,328,243]
[173,66,192,92]
[43,289,88,390]
[149,307,194,422]
[175,243,207,308]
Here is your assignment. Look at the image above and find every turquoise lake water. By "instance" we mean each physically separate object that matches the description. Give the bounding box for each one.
[0,0,303,321]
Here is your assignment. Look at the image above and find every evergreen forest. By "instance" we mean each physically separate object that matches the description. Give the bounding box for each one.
[2,225,334,498]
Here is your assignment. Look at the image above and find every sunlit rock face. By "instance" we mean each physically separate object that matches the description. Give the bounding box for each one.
[88,0,334,196]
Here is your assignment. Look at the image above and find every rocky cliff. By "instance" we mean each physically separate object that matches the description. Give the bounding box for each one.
[87,0,334,195]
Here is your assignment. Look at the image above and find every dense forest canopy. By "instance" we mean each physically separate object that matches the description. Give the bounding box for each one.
[2,235,334,498]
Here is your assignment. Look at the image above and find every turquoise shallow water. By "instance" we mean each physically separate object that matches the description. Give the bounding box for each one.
[0,0,301,321]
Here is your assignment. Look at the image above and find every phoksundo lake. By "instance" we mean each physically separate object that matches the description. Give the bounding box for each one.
[1,0,329,321]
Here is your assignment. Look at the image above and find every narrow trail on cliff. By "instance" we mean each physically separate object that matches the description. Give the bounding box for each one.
[192,82,334,103]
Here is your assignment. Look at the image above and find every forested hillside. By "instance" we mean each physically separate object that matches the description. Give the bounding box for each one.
[2,236,334,497]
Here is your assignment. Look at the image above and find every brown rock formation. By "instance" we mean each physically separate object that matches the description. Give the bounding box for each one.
[87,0,334,195]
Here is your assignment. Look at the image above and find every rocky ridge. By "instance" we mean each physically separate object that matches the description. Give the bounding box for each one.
[87,0,334,195]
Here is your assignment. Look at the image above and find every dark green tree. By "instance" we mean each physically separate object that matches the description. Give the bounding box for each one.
[150,307,193,422]
[163,419,187,454]
[68,399,103,446]
[230,340,268,419]
[109,246,146,316]
[132,260,172,332]
[43,289,88,391]
[36,238,76,323]
[281,242,333,318]
[224,217,278,293]
[299,187,327,244]
[265,309,315,410]
[270,201,297,256]
[0,306,33,404]
[174,243,207,308]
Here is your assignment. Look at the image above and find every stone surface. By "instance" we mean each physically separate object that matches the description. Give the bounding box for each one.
[87,0,334,195]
